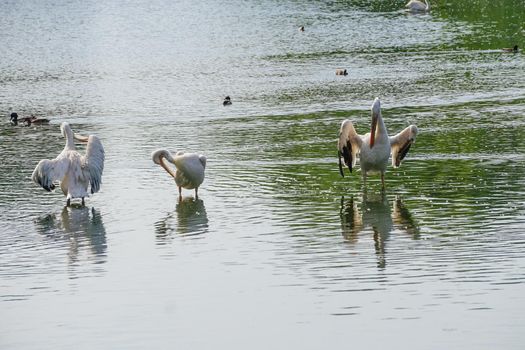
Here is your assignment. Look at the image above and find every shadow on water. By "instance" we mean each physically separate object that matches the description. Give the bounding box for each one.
[34,205,107,264]
[155,198,208,243]
[340,194,419,269]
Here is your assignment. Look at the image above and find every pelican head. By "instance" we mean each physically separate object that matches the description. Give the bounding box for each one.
[60,122,70,136]
[370,97,381,148]
[152,149,177,178]
[152,149,174,165]
[60,122,76,148]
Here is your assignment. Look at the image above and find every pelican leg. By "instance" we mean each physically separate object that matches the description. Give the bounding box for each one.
[381,173,386,192]
[82,197,85,206]
[178,186,182,201]
[195,187,199,200]
[66,198,71,207]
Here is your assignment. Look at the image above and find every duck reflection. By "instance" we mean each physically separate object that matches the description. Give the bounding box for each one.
[34,205,107,263]
[340,194,419,268]
[155,198,208,243]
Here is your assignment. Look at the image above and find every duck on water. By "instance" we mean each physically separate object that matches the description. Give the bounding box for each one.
[10,112,50,126]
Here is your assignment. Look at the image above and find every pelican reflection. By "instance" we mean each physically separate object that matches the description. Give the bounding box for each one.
[340,194,419,268]
[155,198,208,243]
[34,205,107,264]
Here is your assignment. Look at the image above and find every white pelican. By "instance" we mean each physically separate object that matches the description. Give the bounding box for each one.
[32,122,105,206]
[152,149,206,200]
[337,97,418,189]
[405,0,430,12]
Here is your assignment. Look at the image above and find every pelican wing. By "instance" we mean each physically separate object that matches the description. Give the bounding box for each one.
[337,119,363,177]
[81,135,105,194]
[173,153,206,176]
[32,155,70,191]
[389,125,418,168]
[198,155,207,169]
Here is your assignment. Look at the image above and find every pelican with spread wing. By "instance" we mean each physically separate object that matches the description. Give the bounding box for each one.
[337,98,418,189]
[32,122,105,206]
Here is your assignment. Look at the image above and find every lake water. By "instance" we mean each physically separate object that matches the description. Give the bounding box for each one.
[1,1,525,349]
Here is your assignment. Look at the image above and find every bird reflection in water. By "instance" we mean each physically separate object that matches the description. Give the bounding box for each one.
[34,204,107,264]
[155,198,208,243]
[340,194,419,268]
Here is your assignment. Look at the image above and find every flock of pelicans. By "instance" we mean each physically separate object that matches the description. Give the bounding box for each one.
[25,97,417,206]
[11,0,520,206]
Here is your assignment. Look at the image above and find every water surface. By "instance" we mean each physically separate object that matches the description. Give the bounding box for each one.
[1,1,525,349]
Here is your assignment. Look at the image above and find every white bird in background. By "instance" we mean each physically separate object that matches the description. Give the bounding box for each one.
[152,149,206,200]
[337,97,418,190]
[405,0,430,12]
[32,122,105,206]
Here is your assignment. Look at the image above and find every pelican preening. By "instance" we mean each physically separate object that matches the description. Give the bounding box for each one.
[31,122,105,206]
[152,149,206,200]
[337,98,418,189]
[405,0,430,12]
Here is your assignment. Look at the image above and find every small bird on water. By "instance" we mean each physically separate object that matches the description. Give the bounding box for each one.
[223,96,232,106]
[9,112,50,126]
[502,45,518,53]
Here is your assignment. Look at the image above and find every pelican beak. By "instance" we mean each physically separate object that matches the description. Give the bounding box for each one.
[370,98,381,149]
[159,154,170,171]
[370,114,377,149]
[74,133,89,143]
